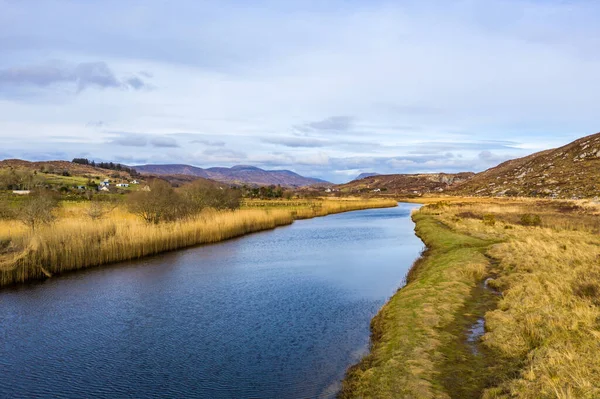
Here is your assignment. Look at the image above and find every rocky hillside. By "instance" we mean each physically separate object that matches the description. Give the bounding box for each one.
[450,132,600,199]
[336,172,474,196]
[133,164,329,187]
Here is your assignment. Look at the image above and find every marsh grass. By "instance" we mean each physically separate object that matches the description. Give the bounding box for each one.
[340,212,499,399]
[341,198,600,399]
[0,198,397,287]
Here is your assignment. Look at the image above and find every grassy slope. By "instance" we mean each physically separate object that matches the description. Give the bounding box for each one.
[341,199,600,398]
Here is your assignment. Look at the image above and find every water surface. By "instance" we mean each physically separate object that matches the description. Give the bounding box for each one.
[0,203,422,398]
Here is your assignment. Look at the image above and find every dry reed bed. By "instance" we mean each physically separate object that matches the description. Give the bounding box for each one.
[0,198,397,287]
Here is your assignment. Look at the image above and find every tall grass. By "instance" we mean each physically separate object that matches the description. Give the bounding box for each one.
[341,198,600,398]
[0,198,397,287]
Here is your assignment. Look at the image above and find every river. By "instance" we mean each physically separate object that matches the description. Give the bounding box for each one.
[0,203,422,399]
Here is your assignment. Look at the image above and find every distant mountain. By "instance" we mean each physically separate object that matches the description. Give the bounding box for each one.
[133,164,330,187]
[336,172,474,195]
[449,132,600,199]
[353,172,380,181]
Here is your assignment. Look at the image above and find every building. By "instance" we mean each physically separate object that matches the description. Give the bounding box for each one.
[116,183,129,188]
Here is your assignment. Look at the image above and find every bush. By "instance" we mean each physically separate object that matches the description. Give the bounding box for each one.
[179,180,241,213]
[16,190,59,231]
[482,214,496,226]
[127,179,188,223]
[520,214,541,226]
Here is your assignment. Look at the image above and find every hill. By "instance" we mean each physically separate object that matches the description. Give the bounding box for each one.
[133,164,330,187]
[0,159,144,194]
[336,172,474,196]
[353,172,380,181]
[449,132,600,198]
[0,159,131,177]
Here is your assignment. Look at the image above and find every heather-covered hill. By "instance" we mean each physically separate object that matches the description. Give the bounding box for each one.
[449,132,600,198]
[336,172,474,196]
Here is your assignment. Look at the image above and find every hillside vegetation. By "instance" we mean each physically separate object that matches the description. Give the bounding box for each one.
[341,198,600,398]
[336,172,474,196]
[450,132,600,199]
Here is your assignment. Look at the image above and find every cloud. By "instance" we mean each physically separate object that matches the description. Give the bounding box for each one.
[108,133,148,147]
[150,137,179,148]
[125,76,146,90]
[406,140,519,154]
[262,136,328,148]
[202,148,247,161]
[86,120,106,128]
[295,116,353,133]
[0,61,150,92]
[190,139,226,147]
[107,132,179,148]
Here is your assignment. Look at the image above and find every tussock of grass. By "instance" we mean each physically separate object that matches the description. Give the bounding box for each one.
[0,198,397,287]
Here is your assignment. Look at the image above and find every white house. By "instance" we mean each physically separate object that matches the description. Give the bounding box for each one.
[116,183,129,188]
[130,180,139,184]
[12,190,30,195]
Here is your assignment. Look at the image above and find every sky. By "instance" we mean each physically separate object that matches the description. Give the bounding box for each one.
[1,0,599,183]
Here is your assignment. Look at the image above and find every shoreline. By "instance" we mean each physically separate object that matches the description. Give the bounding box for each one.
[338,206,503,399]
[339,197,600,398]
[0,199,397,289]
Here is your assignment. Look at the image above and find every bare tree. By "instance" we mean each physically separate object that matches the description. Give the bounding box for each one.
[179,180,242,213]
[86,197,117,220]
[127,179,186,223]
[17,191,59,231]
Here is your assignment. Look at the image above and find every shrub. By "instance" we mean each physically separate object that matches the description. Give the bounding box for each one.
[520,214,542,226]
[179,180,241,213]
[482,214,496,226]
[127,179,188,223]
[16,190,59,231]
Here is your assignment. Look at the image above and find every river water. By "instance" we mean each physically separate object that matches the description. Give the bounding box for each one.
[0,203,422,398]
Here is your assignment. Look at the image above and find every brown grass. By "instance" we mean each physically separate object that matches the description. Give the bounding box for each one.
[0,198,397,287]
[341,197,600,398]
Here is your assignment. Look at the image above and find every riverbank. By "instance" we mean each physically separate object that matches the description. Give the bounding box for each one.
[0,198,396,287]
[340,198,600,398]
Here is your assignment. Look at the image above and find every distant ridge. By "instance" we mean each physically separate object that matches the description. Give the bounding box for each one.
[336,172,474,195]
[353,172,380,181]
[133,164,330,187]
[449,132,600,199]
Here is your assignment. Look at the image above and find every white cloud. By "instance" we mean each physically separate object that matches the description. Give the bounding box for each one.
[1,1,599,182]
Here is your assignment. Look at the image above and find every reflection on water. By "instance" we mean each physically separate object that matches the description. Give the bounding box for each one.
[0,203,422,399]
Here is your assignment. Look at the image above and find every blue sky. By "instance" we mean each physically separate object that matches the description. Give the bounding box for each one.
[1,0,599,183]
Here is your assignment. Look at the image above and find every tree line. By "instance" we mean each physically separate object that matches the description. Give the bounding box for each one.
[72,158,139,176]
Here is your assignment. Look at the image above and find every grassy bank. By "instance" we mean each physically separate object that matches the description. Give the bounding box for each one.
[0,198,396,287]
[340,198,600,398]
